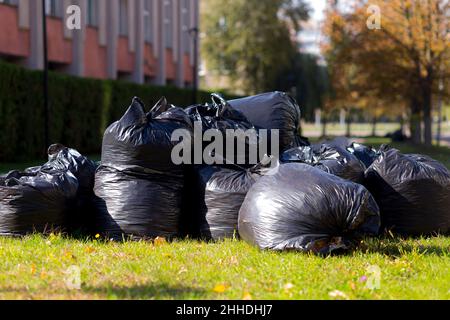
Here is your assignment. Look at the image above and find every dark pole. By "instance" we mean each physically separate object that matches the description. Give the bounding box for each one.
[189,27,199,105]
[42,0,49,157]
[436,77,444,146]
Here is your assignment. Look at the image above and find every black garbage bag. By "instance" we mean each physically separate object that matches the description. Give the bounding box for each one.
[313,137,350,150]
[238,163,380,255]
[280,145,316,164]
[196,156,275,240]
[364,145,450,236]
[41,144,98,233]
[0,144,97,236]
[94,97,192,239]
[228,92,309,152]
[0,160,79,236]
[346,142,378,168]
[385,129,407,142]
[185,94,259,166]
[281,143,366,183]
[43,144,97,194]
[315,144,366,183]
[101,97,192,171]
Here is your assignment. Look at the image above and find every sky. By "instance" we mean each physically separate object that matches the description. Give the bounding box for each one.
[298,0,327,58]
[308,0,326,21]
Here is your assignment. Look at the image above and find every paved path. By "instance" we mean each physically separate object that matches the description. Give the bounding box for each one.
[436,134,450,147]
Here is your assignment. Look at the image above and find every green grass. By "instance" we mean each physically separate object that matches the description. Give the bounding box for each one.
[302,121,450,138]
[302,122,402,138]
[0,235,448,300]
[0,142,449,300]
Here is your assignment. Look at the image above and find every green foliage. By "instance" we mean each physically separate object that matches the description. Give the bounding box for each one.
[201,0,309,94]
[277,53,331,121]
[0,62,229,162]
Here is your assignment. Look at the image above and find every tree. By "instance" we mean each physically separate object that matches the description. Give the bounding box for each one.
[201,0,310,94]
[277,52,331,121]
[323,0,450,145]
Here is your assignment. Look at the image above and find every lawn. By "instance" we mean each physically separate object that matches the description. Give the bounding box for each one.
[302,121,450,139]
[0,139,449,300]
[0,235,448,300]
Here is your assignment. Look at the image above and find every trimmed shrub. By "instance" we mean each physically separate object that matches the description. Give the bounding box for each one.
[0,61,232,162]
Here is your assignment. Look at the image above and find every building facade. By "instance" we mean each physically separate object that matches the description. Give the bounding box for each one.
[0,0,199,87]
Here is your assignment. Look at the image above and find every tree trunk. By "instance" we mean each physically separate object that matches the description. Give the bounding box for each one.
[423,105,432,146]
[410,97,422,144]
[400,113,406,135]
[422,79,433,146]
[371,116,377,137]
[322,114,327,137]
[345,108,351,137]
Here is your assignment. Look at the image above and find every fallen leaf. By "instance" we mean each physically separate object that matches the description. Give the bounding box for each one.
[31,264,36,275]
[178,266,187,275]
[64,250,77,260]
[242,292,252,300]
[84,246,95,254]
[284,283,294,290]
[329,290,349,300]
[154,237,167,246]
[213,284,227,293]
[229,256,239,265]
[113,252,126,258]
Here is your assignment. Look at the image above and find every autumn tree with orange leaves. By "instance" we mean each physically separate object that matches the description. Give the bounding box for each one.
[323,0,449,145]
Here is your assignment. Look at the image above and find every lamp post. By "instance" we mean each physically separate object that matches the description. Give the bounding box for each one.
[42,0,49,157]
[189,27,199,105]
[436,78,444,146]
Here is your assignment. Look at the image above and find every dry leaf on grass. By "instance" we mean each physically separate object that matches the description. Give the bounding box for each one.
[242,292,252,300]
[284,283,294,290]
[30,264,36,275]
[213,284,228,293]
[329,290,349,300]
[154,237,167,246]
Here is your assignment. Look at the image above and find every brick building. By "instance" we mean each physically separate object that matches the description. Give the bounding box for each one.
[0,0,199,87]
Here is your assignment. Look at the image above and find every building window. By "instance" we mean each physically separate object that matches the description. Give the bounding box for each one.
[119,0,128,36]
[164,0,173,48]
[144,0,153,43]
[182,0,190,53]
[45,0,63,18]
[0,0,19,6]
[87,0,99,27]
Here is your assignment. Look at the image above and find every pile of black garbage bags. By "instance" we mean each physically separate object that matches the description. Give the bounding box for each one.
[1,91,449,255]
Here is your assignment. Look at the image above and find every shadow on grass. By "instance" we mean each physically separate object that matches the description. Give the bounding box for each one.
[362,238,450,257]
[82,283,207,299]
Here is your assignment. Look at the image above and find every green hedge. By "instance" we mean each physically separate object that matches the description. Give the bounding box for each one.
[0,61,234,162]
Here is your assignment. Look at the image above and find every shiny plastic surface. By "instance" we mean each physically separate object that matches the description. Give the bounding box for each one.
[281,143,366,183]
[238,163,380,254]
[94,97,192,239]
[364,145,450,235]
[0,144,96,235]
[228,92,309,151]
